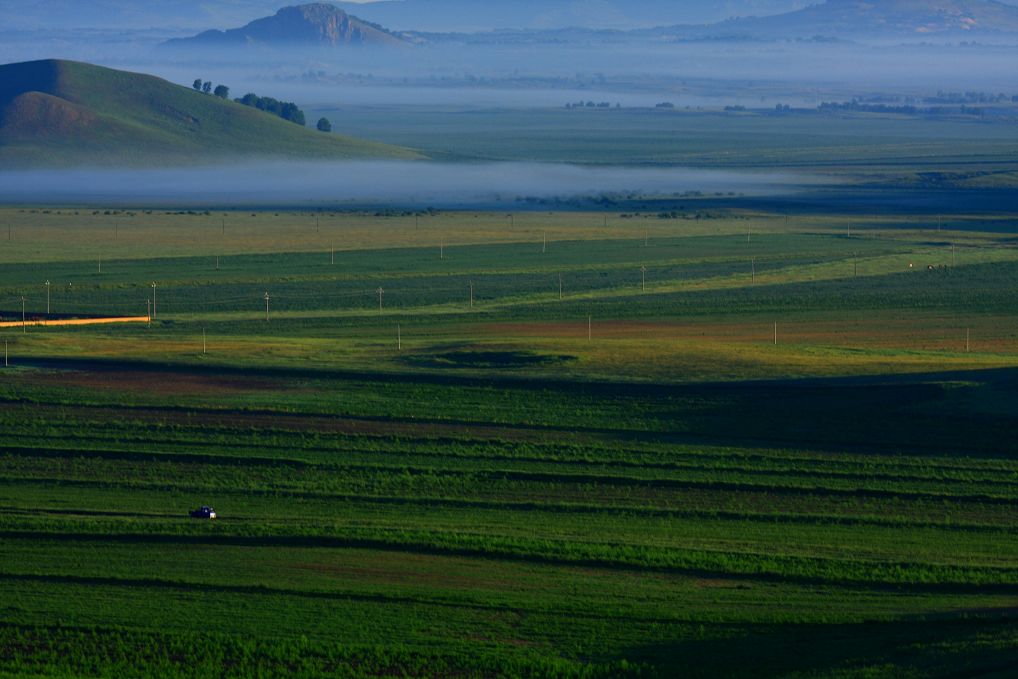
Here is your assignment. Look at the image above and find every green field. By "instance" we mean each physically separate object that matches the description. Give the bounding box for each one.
[1,205,1017,677]
[320,105,1018,187]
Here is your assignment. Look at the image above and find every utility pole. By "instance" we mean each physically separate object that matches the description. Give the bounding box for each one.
[202,327,206,355]
[3,340,6,367]
[469,281,474,308]
[45,280,50,314]
[588,315,592,341]
[21,297,26,334]
[966,328,970,353]
[397,323,401,351]
[641,265,647,292]
[98,253,102,274]
[558,274,563,301]
[853,253,858,277]
[221,217,225,236]
[644,228,649,247]
[146,299,151,326]
[952,243,956,267]
[377,287,384,312]
[316,214,319,233]
[774,322,777,346]
[751,258,755,283]
[264,292,270,322]
[542,231,546,254]
[151,282,157,319]
[440,238,444,260]
[331,243,335,265]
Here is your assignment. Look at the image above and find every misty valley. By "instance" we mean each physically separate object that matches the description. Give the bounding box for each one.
[1,2,1018,678]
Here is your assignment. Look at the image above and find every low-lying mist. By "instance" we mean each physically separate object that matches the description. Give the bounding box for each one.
[0,161,811,207]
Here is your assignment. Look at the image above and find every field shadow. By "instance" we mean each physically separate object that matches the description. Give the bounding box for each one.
[12,357,1018,457]
[620,617,1018,678]
[402,347,575,370]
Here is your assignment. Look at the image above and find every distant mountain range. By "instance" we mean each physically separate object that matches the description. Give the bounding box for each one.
[329,0,815,32]
[162,4,408,49]
[400,0,1018,43]
[0,59,419,167]
[694,0,1018,38]
[155,1,1018,52]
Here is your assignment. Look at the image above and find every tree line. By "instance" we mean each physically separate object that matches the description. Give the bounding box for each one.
[192,80,229,99]
[190,78,331,131]
[234,93,306,126]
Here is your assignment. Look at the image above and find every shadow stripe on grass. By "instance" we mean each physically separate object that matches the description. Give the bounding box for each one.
[2,530,1016,591]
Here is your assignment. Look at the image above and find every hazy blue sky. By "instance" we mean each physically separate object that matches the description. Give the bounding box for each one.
[5,1,1018,32]
[0,1,817,31]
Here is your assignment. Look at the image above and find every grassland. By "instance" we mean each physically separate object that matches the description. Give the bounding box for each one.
[0,205,1016,677]
[0,60,420,167]
[320,105,1018,188]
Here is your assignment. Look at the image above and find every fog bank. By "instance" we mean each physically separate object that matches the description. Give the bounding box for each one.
[0,161,811,207]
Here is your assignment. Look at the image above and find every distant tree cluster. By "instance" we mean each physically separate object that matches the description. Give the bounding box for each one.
[316,118,332,132]
[819,100,917,115]
[819,100,987,117]
[930,90,1014,104]
[564,101,618,109]
[235,93,306,126]
[192,79,229,99]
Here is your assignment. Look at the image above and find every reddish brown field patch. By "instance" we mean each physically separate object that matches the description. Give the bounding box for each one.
[0,399,598,445]
[695,578,751,589]
[29,368,282,397]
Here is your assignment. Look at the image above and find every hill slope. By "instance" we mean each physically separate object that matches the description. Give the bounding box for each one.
[702,0,1018,38]
[0,59,420,168]
[163,3,408,49]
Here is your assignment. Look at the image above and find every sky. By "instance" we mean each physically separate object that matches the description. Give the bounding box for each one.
[4,1,1018,32]
[0,1,815,31]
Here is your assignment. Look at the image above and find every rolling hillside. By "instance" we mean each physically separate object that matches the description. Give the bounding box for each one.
[0,59,421,168]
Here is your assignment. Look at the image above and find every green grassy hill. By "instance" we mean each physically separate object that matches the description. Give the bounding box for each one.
[0,59,422,167]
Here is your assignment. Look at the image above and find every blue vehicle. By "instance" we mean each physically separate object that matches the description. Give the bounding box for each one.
[189,506,217,520]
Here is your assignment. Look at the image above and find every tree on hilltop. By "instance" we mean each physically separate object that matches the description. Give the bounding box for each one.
[234,92,307,126]
[317,118,332,132]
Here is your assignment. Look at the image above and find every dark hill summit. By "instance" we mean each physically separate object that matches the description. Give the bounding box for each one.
[162,3,408,49]
[0,59,420,167]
